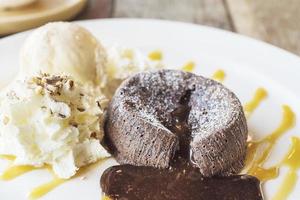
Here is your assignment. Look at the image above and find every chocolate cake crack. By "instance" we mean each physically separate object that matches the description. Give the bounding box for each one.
[168,89,192,163]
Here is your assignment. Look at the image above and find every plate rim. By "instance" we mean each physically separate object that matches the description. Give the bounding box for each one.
[0,0,86,35]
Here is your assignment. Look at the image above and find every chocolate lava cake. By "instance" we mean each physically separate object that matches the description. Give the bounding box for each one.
[105,69,248,177]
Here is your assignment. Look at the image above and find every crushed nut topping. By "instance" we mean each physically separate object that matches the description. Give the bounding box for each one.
[77,107,85,112]
[70,122,78,128]
[58,113,66,118]
[90,132,97,138]
[30,73,76,96]
[67,80,74,90]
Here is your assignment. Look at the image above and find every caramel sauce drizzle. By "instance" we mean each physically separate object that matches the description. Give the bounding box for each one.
[29,176,66,200]
[245,105,295,181]
[0,154,107,199]
[102,195,112,200]
[243,87,299,199]
[211,69,225,82]
[29,159,106,200]
[148,50,163,61]
[244,88,268,118]
[181,61,195,72]
[0,156,43,180]
[0,155,15,161]
[1,165,43,181]
[272,136,300,200]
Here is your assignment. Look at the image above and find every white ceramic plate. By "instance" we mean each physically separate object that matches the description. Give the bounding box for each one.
[0,0,86,35]
[0,19,300,200]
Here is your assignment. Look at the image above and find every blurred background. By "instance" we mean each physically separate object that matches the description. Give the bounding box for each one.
[1,0,300,55]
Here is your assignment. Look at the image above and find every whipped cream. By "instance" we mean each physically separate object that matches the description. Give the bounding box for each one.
[0,74,110,179]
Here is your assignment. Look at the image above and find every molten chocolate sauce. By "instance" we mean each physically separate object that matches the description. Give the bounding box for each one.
[100,165,262,200]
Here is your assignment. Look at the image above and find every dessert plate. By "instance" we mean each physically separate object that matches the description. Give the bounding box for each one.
[0,0,86,35]
[0,19,300,200]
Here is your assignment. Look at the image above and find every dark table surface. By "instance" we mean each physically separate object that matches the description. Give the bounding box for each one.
[73,0,300,56]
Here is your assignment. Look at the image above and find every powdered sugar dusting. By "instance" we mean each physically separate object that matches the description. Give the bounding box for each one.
[115,69,242,134]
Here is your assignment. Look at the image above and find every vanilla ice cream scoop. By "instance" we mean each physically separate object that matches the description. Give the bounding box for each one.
[20,22,107,84]
[0,0,36,9]
[0,74,110,179]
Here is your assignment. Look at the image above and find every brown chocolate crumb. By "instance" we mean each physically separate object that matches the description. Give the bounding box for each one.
[91,132,97,138]
[58,113,66,118]
[96,101,102,109]
[77,107,85,112]
[67,80,74,90]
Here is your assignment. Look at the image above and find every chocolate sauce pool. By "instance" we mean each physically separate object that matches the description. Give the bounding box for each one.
[101,165,262,200]
[102,90,262,200]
